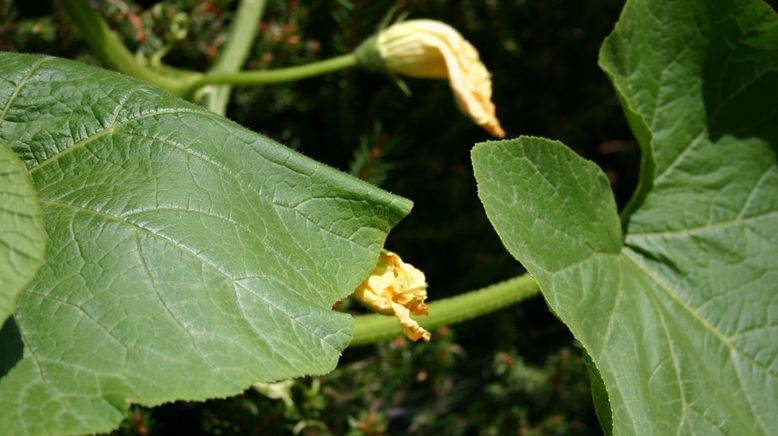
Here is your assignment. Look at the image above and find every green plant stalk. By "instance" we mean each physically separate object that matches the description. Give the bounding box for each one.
[205,0,267,114]
[60,0,188,94]
[350,273,541,347]
[185,54,358,97]
[148,62,202,81]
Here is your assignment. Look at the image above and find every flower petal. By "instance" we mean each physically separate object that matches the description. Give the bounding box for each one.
[391,301,431,342]
[353,250,430,341]
[375,20,505,137]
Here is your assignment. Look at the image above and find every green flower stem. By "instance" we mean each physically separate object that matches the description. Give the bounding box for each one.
[184,54,358,97]
[205,0,267,114]
[349,273,541,347]
[148,62,202,81]
[60,0,189,95]
[211,0,266,73]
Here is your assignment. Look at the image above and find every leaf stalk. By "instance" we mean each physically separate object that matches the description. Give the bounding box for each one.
[203,0,268,114]
[350,273,540,347]
[60,0,192,95]
[184,54,358,97]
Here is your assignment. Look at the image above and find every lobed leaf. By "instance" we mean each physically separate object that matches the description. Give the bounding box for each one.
[0,53,412,434]
[473,0,778,434]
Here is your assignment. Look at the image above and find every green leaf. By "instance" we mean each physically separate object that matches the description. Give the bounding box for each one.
[601,0,778,219]
[0,53,412,435]
[583,350,612,436]
[0,140,45,325]
[473,0,778,434]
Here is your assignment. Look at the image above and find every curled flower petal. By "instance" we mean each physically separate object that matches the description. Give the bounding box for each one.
[357,19,505,138]
[354,251,430,342]
[391,302,431,342]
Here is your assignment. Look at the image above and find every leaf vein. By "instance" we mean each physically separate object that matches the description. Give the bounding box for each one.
[627,210,778,238]
[623,248,778,380]
[28,108,202,174]
[41,198,339,355]
[0,57,52,124]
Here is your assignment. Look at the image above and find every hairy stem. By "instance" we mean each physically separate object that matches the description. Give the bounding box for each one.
[350,274,541,347]
[60,0,190,94]
[185,54,358,97]
[205,0,267,114]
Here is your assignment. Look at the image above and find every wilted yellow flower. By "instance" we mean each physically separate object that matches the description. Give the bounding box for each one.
[356,19,505,138]
[354,250,431,342]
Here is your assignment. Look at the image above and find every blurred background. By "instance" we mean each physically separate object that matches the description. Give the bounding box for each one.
[0,0,637,434]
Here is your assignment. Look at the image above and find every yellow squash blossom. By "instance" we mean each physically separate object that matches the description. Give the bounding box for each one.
[354,251,431,342]
[356,19,505,138]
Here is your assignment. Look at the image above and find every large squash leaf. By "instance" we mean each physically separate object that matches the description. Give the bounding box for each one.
[473,0,778,434]
[0,53,412,434]
[0,140,45,325]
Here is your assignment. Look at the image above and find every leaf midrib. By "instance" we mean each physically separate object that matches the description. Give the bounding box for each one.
[0,57,52,124]
[623,247,777,380]
[626,209,778,238]
[41,198,342,355]
[27,108,202,174]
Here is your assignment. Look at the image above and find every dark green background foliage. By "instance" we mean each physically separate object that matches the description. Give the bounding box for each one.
[1,0,638,433]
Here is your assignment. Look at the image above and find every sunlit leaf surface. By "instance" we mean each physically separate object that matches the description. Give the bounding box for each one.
[473,0,778,434]
[0,140,45,325]
[0,53,412,434]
